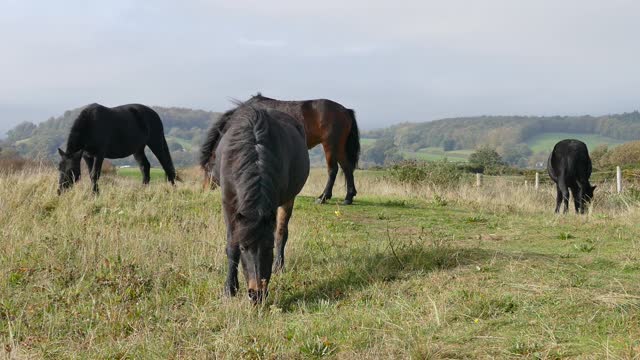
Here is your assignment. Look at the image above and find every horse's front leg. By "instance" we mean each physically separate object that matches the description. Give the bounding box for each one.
[273,199,294,273]
[90,155,104,194]
[225,239,240,296]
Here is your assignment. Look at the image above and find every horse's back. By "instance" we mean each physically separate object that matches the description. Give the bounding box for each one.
[77,103,164,158]
[266,109,310,198]
[217,107,309,206]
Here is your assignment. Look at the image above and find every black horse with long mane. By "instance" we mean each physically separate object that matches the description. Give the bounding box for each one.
[201,93,360,205]
[57,103,176,194]
[212,104,309,304]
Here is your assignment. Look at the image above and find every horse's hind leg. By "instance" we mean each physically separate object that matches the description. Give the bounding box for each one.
[83,153,94,177]
[554,186,563,213]
[572,186,584,214]
[148,138,176,185]
[133,149,151,184]
[316,144,338,204]
[273,199,294,273]
[223,206,240,296]
[338,159,357,205]
[90,155,104,194]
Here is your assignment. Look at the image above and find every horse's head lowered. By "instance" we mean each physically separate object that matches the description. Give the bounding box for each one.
[57,148,82,194]
[235,211,276,304]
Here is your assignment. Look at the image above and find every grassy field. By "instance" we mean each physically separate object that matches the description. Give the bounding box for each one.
[526,132,625,153]
[1,168,639,358]
[116,167,167,182]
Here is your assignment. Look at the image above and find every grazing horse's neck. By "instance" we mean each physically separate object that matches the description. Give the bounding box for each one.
[66,130,84,153]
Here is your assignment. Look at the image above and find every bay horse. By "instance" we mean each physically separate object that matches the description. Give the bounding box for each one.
[547,139,596,214]
[57,103,176,194]
[213,105,309,304]
[201,93,360,205]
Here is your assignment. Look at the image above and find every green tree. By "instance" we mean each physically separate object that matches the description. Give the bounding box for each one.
[362,137,401,165]
[500,143,532,167]
[469,147,504,172]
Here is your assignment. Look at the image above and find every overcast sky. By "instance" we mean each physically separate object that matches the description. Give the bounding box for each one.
[1,0,639,134]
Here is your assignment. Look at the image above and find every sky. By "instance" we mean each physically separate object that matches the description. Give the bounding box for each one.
[1,0,639,135]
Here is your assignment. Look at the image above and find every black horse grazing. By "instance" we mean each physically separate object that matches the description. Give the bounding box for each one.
[202,93,360,205]
[57,103,176,194]
[212,105,309,304]
[547,139,596,214]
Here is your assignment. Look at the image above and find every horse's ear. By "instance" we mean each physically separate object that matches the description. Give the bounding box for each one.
[58,148,67,158]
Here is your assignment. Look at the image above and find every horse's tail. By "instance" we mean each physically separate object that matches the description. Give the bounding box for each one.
[160,135,179,180]
[345,109,360,170]
[199,110,233,170]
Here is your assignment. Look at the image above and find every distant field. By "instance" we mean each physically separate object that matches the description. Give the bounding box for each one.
[403,147,470,162]
[359,138,377,146]
[526,132,624,153]
[166,136,194,151]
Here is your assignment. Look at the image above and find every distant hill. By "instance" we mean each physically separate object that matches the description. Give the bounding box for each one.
[4,107,640,169]
[1,105,329,168]
[2,105,221,167]
[361,112,640,167]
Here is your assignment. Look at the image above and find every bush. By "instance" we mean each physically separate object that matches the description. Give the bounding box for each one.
[81,159,116,175]
[0,151,43,173]
[599,141,640,167]
[386,160,464,187]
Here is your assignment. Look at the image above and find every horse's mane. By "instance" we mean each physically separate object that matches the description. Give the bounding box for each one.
[66,103,98,153]
[224,106,280,247]
[250,92,275,101]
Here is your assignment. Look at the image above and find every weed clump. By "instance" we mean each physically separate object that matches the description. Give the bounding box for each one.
[386,160,464,187]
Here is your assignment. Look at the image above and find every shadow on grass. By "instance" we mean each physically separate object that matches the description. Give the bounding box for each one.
[351,198,421,209]
[295,197,422,210]
[273,245,491,312]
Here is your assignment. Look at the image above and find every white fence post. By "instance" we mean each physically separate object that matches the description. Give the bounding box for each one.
[617,166,622,193]
[476,173,483,187]
[535,172,539,190]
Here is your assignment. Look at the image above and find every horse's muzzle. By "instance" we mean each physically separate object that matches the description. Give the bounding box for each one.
[248,288,268,304]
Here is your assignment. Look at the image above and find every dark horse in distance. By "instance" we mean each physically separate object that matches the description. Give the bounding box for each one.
[547,139,596,214]
[211,105,309,304]
[201,93,360,205]
[57,103,176,194]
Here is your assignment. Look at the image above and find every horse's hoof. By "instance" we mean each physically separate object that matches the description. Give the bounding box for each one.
[342,199,353,205]
[224,282,238,297]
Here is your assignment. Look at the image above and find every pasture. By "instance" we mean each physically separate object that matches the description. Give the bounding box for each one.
[402,148,472,162]
[116,167,167,183]
[526,133,624,153]
[1,168,639,358]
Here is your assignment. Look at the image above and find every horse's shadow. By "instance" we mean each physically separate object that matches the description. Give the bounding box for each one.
[272,245,492,312]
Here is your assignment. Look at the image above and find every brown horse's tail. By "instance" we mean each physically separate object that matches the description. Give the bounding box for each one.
[345,109,360,170]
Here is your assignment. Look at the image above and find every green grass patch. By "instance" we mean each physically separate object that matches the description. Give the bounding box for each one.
[402,147,469,162]
[116,167,166,182]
